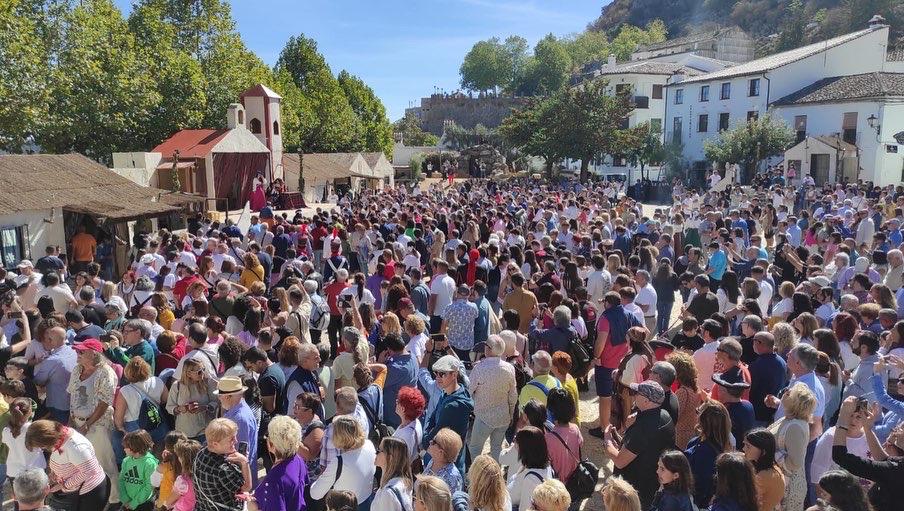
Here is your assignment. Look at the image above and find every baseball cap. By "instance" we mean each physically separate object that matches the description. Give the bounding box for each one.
[628,380,665,405]
[73,338,104,353]
[808,275,831,288]
[432,355,461,373]
[16,260,33,269]
[712,372,751,390]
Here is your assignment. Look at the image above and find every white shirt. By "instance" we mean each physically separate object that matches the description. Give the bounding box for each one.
[339,286,376,306]
[815,303,835,326]
[430,273,456,315]
[372,477,413,511]
[2,422,46,477]
[623,302,645,324]
[406,332,427,363]
[810,426,869,483]
[635,284,658,317]
[37,285,76,312]
[757,280,773,316]
[211,253,235,273]
[693,341,720,392]
[508,466,553,510]
[178,251,197,269]
[310,441,376,501]
[771,297,793,319]
[392,420,423,461]
[586,269,612,306]
[120,377,166,421]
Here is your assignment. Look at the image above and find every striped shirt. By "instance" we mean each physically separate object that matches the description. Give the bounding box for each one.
[49,430,106,494]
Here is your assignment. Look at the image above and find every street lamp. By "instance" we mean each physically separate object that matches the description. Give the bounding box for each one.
[867,113,880,135]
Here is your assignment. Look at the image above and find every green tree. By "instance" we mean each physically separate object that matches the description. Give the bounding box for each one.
[277,35,362,152]
[499,96,561,175]
[128,1,207,150]
[775,0,806,52]
[704,114,793,184]
[551,79,634,182]
[502,36,529,87]
[622,122,665,180]
[564,30,610,70]
[460,37,509,92]
[0,0,50,152]
[609,20,667,61]
[38,0,158,163]
[338,70,394,157]
[531,34,571,94]
[394,113,438,146]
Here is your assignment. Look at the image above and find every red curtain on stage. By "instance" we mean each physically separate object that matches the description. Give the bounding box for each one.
[212,153,270,210]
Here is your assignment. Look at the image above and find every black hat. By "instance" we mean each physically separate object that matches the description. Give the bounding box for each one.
[711,372,751,390]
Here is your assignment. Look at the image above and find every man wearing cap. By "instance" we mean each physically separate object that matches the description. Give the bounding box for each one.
[422,353,473,477]
[713,372,754,449]
[749,332,787,425]
[440,284,479,361]
[218,375,259,485]
[604,380,675,509]
[14,260,42,310]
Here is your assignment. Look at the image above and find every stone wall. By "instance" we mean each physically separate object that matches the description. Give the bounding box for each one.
[410,94,529,136]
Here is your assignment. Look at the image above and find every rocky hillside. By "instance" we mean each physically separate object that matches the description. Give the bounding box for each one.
[589,0,902,53]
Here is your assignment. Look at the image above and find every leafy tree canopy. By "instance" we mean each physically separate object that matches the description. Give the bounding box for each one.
[394,113,439,147]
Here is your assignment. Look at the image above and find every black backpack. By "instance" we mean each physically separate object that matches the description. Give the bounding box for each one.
[359,395,393,445]
[131,384,163,431]
[566,332,593,378]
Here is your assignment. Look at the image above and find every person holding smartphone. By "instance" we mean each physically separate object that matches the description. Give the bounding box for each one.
[216,376,259,486]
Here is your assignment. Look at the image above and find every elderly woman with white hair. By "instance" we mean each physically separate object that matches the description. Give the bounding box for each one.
[468,334,518,460]
[884,249,904,292]
[528,305,579,355]
[247,416,307,511]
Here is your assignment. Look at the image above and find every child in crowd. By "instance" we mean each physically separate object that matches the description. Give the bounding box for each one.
[2,398,45,491]
[164,439,202,511]
[4,357,38,404]
[152,431,187,509]
[119,429,159,511]
[325,489,359,511]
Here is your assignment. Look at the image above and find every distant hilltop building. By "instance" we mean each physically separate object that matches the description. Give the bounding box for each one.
[631,26,755,64]
[405,93,529,137]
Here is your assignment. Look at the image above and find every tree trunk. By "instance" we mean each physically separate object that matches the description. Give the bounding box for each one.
[545,157,554,179]
[580,158,590,184]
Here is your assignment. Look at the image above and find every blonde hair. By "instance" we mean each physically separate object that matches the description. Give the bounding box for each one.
[267,415,302,460]
[274,287,291,313]
[403,315,425,335]
[331,415,366,451]
[414,475,452,511]
[531,479,572,511]
[771,322,798,354]
[778,382,817,421]
[432,428,462,463]
[379,437,412,487]
[601,477,642,511]
[123,356,151,383]
[380,312,402,337]
[101,281,116,302]
[206,418,238,444]
[467,455,508,511]
[174,439,202,477]
[779,281,795,299]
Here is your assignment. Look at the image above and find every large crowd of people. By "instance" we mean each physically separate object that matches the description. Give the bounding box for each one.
[2,172,904,511]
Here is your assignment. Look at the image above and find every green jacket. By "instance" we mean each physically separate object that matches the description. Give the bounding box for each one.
[119,451,158,509]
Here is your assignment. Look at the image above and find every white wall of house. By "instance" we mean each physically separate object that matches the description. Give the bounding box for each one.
[0,209,66,263]
[391,143,439,166]
[665,26,890,164]
[772,100,904,186]
[110,152,163,188]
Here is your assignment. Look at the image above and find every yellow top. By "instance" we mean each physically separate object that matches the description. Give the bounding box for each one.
[155,461,176,508]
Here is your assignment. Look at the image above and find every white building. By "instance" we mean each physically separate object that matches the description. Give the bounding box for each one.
[569,54,731,182]
[664,22,892,182]
[240,84,283,180]
[772,72,904,186]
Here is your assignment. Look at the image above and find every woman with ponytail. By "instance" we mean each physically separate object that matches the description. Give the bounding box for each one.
[2,398,46,483]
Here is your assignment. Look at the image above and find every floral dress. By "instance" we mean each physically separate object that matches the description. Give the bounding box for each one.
[770,418,808,511]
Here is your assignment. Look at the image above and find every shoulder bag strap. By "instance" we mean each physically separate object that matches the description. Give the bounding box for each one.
[358,395,379,426]
[329,452,344,490]
[548,428,582,463]
[129,382,160,407]
[388,485,412,511]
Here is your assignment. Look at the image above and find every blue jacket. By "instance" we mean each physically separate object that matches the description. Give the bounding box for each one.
[423,384,474,476]
[650,488,696,511]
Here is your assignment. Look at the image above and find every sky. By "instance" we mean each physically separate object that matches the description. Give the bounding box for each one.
[114,0,607,121]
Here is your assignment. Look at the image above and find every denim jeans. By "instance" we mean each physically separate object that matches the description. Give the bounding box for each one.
[656,300,674,334]
[468,416,508,461]
[47,407,70,425]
